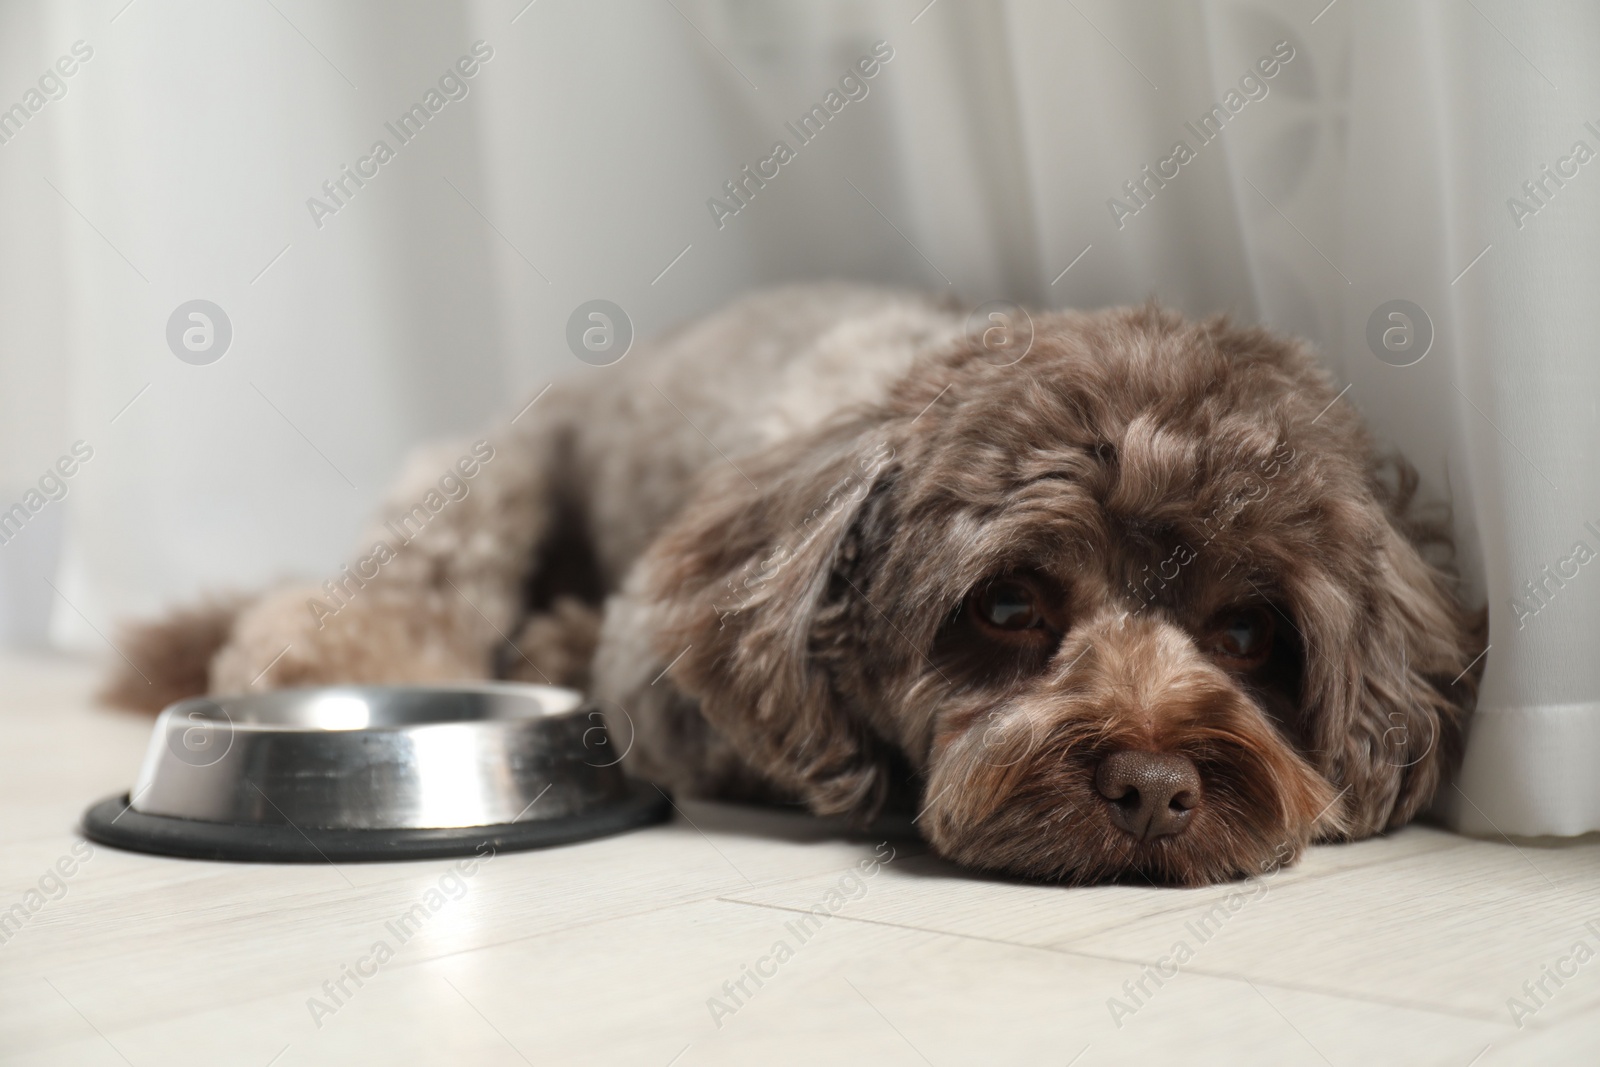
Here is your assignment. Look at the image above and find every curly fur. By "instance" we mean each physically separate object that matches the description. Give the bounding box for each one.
[105,284,1483,886]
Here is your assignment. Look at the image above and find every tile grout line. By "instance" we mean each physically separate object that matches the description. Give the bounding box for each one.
[711,896,1514,1026]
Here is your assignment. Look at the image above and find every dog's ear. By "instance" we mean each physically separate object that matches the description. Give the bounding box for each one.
[1294,476,1481,836]
[644,415,901,820]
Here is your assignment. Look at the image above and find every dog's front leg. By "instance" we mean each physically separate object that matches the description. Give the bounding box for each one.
[210,426,557,695]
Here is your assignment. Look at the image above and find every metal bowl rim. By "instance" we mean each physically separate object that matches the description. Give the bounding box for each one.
[157,681,587,734]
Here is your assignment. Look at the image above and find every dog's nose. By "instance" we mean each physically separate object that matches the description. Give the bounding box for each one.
[1095,751,1202,841]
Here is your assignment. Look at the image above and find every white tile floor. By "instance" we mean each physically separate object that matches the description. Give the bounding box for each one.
[3,651,1599,1066]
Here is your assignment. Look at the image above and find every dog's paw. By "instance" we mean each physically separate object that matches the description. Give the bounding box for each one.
[502,596,603,689]
[209,584,490,694]
[98,594,247,712]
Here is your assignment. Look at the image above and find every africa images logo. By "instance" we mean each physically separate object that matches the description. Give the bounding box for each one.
[705,41,895,230]
[305,41,494,229]
[1106,41,1296,229]
[166,300,233,365]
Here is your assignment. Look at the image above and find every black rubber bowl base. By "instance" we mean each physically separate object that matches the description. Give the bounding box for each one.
[81,780,671,863]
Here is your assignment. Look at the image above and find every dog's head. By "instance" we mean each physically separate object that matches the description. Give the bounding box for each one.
[647,305,1481,886]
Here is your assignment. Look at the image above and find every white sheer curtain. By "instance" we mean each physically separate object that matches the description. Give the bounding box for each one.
[1,0,1592,836]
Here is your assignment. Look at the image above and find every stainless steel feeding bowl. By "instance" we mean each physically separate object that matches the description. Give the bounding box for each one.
[82,683,668,862]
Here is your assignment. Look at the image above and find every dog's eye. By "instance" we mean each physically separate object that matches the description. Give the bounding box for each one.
[943,573,1065,679]
[971,577,1055,636]
[1207,606,1275,669]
